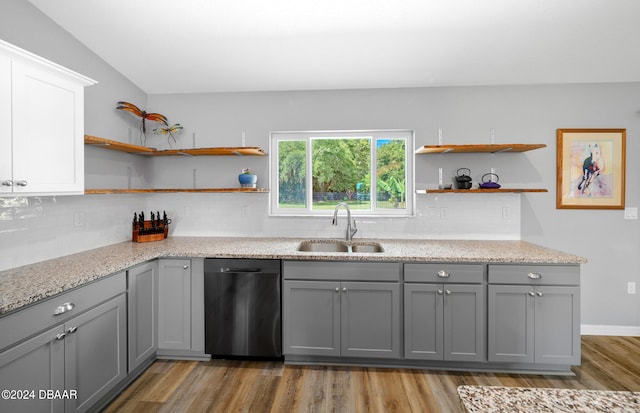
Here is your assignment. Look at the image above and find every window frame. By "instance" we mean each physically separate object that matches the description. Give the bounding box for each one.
[269,129,415,217]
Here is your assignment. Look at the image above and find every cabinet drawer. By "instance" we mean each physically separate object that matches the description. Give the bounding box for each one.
[0,271,126,352]
[404,263,484,283]
[283,261,400,281]
[488,264,580,286]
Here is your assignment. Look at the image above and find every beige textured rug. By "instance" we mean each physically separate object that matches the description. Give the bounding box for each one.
[457,385,640,412]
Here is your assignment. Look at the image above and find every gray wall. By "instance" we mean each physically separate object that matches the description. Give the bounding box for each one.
[0,0,638,331]
[147,85,640,330]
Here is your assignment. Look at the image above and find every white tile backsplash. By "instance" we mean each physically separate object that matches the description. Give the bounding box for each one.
[0,191,521,271]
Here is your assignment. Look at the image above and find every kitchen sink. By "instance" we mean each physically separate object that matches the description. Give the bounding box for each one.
[351,243,384,253]
[297,240,384,253]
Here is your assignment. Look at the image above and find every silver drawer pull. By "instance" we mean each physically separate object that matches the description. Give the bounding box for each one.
[15,180,28,187]
[445,289,451,295]
[53,302,75,315]
[437,270,450,278]
[536,291,543,297]
[55,333,66,341]
[528,291,536,296]
[1,180,12,186]
[437,289,443,295]
[67,326,78,334]
[527,272,542,279]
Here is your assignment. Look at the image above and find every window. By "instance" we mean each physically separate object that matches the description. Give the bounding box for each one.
[270,130,414,216]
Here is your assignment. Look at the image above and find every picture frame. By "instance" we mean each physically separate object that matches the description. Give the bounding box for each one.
[556,128,626,209]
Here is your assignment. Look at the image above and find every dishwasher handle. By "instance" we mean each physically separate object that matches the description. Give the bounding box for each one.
[221,267,263,273]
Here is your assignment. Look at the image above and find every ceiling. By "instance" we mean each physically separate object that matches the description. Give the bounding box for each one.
[28,0,640,94]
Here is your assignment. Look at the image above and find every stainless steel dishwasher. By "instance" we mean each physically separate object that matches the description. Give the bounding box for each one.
[204,258,282,359]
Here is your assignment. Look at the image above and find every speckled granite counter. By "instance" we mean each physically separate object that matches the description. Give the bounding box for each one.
[0,237,586,315]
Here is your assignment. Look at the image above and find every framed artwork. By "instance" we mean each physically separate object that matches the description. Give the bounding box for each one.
[556,128,625,209]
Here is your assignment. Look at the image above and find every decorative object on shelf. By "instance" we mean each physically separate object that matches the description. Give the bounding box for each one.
[132,211,171,242]
[153,123,183,146]
[115,103,185,147]
[116,101,167,133]
[454,168,473,189]
[479,173,501,189]
[238,168,258,188]
[556,128,626,209]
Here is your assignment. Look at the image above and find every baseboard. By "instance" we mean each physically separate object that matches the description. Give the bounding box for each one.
[581,324,640,336]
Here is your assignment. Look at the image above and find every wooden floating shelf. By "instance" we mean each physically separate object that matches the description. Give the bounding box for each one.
[417,188,548,194]
[415,144,546,154]
[85,188,269,195]
[84,135,155,154]
[84,135,267,156]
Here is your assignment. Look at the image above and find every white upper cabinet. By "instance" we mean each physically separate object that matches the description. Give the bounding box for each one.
[0,53,11,194]
[0,39,96,196]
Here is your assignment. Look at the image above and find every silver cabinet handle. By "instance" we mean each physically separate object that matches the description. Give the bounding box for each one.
[536,291,543,297]
[1,180,12,186]
[437,289,443,295]
[53,302,75,315]
[183,265,189,269]
[335,287,339,292]
[15,180,28,187]
[528,291,536,296]
[55,333,66,341]
[445,290,451,295]
[67,326,78,334]
[437,270,450,278]
[342,287,347,292]
[527,272,542,279]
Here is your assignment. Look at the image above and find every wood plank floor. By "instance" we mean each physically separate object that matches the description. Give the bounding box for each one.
[102,336,640,413]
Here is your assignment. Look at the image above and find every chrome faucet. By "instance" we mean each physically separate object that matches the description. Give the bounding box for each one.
[332,202,358,241]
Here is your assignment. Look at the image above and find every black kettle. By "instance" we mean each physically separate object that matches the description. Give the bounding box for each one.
[455,168,473,189]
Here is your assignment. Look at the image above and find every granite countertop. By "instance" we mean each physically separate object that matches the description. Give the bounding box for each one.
[0,237,586,315]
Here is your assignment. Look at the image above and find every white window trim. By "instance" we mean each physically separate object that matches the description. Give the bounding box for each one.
[269,129,415,217]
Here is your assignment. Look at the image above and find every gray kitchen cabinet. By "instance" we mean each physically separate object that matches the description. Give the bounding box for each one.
[283,261,400,359]
[404,263,485,362]
[0,325,66,413]
[157,258,207,359]
[487,265,580,365]
[340,281,400,358]
[0,272,127,413]
[127,261,158,372]
[64,293,127,413]
[283,280,340,357]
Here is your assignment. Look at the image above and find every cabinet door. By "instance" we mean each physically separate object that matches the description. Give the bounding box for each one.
[341,282,400,359]
[283,280,340,357]
[488,285,534,363]
[128,261,158,372]
[64,294,127,413]
[444,284,485,362]
[0,325,65,413]
[11,60,84,194]
[404,283,443,360]
[158,259,192,351]
[534,286,580,365]
[0,53,11,193]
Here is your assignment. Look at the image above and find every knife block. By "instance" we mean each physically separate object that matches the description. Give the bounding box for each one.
[132,220,169,243]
